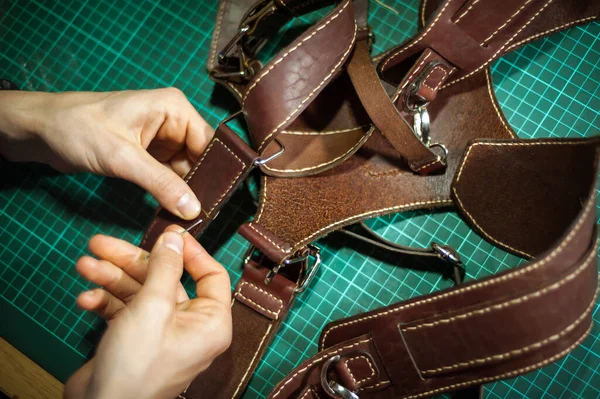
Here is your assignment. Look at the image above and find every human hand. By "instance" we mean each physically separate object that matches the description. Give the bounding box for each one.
[63,226,232,399]
[0,88,213,219]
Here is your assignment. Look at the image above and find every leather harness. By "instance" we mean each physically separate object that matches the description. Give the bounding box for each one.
[140,0,600,397]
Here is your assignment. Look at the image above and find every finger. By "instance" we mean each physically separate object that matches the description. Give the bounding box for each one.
[181,232,231,307]
[88,234,149,282]
[76,256,142,303]
[185,105,214,158]
[76,289,125,321]
[64,359,95,399]
[114,144,201,220]
[170,150,194,177]
[139,231,184,305]
[88,234,189,303]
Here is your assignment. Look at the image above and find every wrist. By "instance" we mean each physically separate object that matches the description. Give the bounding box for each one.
[0,91,52,140]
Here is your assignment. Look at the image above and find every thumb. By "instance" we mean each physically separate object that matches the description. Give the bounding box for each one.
[117,146,201,220]
[139,231,185,304]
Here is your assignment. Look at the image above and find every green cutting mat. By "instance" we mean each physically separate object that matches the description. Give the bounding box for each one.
[1,1,599,398]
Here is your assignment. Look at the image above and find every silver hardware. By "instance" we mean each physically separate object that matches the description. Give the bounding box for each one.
[218,26,250,65]
[402,60,444,113]
[243,244,321,289]
[254,139,285,166]
[321,356,359,399]
[412,105,431,146]
[431,243,462,266]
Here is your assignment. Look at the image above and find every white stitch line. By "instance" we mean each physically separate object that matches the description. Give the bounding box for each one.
[225,81,243,99]
[381,0,452,71]
[358,380,391,391]
[485,68,516,138]
[294,199,452,252]
[403,246,596,332]
[420,0,428,26]
[421,65,448,90]
[206,139,246,215]
[454,0,482,23]
[346,355,376,385]
[320,157,595,347]
[442,0,555,89]
[264,126,375,173]
[272,339,372,398]
[254,175,268,223]
[281,125,369,135]
[234,284,283,319]
[238,281,284,306]
[481,0,535,46]
[208,0,228,68]
[505,16,597,52]
[230,324,273,399]
[248,223,290,253]
[242,0,351,105]
[421,288,598,375]
[256,23,358,153]
[401,320,594,398]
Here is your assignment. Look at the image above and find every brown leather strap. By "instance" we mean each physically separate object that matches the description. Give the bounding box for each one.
[267,139,599,398]
[182,259,303,399]
[140,123,258,250]
[347,41,446,174]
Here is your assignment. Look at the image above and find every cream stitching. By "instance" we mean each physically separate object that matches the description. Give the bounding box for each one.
[421,288,598,375]
[481,0,535,46]
[281,126,369,135]
[358,380,391,391]
[272,339,372,398]
[230,324,273,399]
[391,52,433,102]
[413,156,442,172]
[485,68,516,138]
[402,246,596,332]
[294,199,452,252]
[454,0,482,23]
[381,0,452,71]
[256,23,358,152]
[345,355,376,385]
[401,321,594,398]
[206,139,246,215]
[320,167,595,348]
[208,0,228,68]
[234,283,284,319]
[254,175,268,222]
[243,0,351,105]
[505,16,597,52]
[422,66,450,91]
[420,0,428,26]
[263,126,374,173]
[452,140,593,256]
[442,0,555,89]
[248,222,291,253]
[225,82,242,99]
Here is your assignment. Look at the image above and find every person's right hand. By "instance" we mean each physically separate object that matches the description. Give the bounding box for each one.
[63,226,232,399]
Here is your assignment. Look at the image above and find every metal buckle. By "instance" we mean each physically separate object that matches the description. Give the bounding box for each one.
[214,0,275,79]
[321,355,360,399]
[218,111,285,165]
[431,243,465,284]
[402,60,449,164]
[243,244,321,290]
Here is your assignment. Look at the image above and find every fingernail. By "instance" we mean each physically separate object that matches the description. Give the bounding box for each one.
[177,193,201,219]
[162,232,183,254]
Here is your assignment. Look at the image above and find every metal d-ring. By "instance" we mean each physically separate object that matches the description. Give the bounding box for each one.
[321,356,360,399]
[254,138,285,166]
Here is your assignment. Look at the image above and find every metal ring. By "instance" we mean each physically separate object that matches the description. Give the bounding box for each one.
[428,142,448,164]
[321,356,359,399]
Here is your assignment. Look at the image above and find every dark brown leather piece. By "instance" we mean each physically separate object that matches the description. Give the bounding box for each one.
[140,124,258,251]
[269,142,599,398]
[239,221,293,264]
[347,41,445,174]
[242,0,357,156]
[184,260,300,399]
[252,69,512,255]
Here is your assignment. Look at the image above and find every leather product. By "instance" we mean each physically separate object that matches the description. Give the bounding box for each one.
[139,0,600,397]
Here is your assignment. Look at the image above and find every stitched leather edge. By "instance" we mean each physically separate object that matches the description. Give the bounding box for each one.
[230,324,274,398]
[345,355,376,385]
[480,0,536,46]
[319,184,596,348]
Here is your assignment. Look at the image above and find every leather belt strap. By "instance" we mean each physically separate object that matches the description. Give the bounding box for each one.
[140,122,258,251]
[266,139,599,398]
[181,259,303,399]
[347,41,446,174]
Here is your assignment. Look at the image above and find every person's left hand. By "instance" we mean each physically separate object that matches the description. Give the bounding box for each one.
[0,88,213,220]
[63,226,232,399]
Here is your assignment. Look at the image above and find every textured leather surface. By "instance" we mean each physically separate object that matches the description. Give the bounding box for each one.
[267,141,599,398]
[140,124,258,251]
